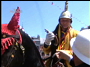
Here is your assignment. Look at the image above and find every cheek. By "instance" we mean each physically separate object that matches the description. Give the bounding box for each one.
[67,23,71,27]
[69,22,71,25]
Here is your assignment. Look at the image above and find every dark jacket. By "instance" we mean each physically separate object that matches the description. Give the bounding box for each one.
[70,58,90,67]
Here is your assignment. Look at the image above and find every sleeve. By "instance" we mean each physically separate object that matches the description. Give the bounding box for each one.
[43,43,51,54]
[73,29,80,37]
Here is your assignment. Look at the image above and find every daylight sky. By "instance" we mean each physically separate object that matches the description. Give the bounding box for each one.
[2,1,90,38]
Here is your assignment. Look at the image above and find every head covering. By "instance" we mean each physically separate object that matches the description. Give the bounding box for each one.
[70,29,90,65]
[2,7,22,54]
[2,7,20,35]
[59,1,72,19]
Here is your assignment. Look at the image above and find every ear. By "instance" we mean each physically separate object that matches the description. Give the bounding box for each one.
[8,7,20,31]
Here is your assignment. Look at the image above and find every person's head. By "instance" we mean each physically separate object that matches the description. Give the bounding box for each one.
[70,29,90,65]
[58,11,72,29]
[58,1,72,29]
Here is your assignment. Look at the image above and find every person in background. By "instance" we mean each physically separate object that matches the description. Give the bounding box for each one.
[43,1,80,67]
[55,29,90,67]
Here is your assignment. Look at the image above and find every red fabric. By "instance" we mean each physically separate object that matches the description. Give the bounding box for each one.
[2,24,16,35]
[2,37,15,54]
[8,7,20,30]
[1,7,22,55]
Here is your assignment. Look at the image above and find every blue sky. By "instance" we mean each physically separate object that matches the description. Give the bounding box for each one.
[2,1,90,38]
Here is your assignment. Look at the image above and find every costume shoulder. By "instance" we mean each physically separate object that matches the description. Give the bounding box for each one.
[70,28,80,37]
[71,28,80,33]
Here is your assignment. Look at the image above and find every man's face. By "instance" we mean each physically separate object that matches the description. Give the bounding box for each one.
[60,18,71,28]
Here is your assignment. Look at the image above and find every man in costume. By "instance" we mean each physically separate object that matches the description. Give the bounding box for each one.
[43,1,80,67]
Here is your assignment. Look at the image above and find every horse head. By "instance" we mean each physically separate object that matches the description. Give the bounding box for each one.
[1,7,45,67]
[1,7,21,54]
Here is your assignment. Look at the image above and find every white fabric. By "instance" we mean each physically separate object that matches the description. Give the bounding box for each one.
[45,31,55,45]
[70,29,90,65]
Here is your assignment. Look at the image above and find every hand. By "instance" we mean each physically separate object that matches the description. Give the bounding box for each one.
[45,31,55,45]
[55,50,73,62]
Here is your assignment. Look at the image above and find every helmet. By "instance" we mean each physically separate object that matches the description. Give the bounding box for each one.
[58,1,72,23]
[70,29,90,65]
[59,10,72,19]
[58,11,72,23]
